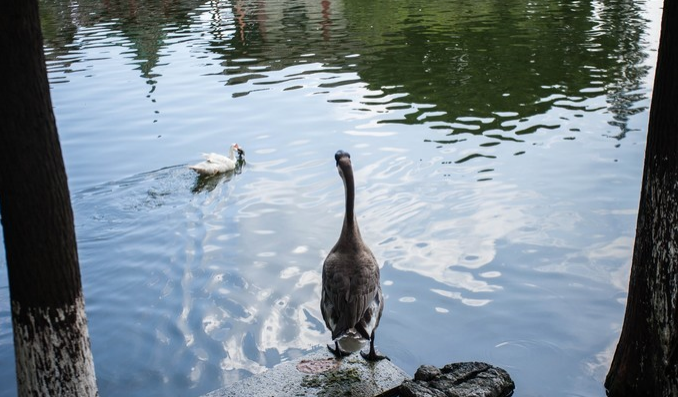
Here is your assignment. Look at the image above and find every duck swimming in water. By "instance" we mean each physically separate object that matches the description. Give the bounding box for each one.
[321,150,387,361]
[189,143,245,175]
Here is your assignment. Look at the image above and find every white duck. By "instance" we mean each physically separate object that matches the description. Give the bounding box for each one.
[189,143,244,176]
[321,150,387,361]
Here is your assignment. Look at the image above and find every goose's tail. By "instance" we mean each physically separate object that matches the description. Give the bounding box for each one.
[334,329,368,353]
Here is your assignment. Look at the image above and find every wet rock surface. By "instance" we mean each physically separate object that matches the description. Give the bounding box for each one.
[199,350,514,397]
[399,362,515,397]
[202,349,407,397]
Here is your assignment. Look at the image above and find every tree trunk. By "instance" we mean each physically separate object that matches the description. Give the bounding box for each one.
[0,0,99,396]
[605,1,678,396]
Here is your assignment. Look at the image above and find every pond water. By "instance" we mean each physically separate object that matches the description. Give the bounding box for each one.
[0,0,664,396]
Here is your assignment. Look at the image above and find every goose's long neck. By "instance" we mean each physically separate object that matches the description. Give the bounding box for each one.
[338,157,360,243]
[228,145,235,160]
[342,164,355,224]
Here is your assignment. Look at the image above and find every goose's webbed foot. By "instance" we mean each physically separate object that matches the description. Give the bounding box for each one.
[327,342,351,358]
[361,349,389,361]
[361,336,389,361]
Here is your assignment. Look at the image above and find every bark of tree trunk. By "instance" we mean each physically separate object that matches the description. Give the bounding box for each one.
[605,1,678,396]
[0,0,99,395]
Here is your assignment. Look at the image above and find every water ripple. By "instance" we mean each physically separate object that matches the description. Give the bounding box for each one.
[0,0,657,396]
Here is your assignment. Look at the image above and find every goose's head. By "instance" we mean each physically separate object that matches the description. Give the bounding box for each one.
[334,150,352,181]
[335,150,350,166]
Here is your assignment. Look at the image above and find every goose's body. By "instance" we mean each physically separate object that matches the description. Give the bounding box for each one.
[321,150,387,361]
[189,144,244,175]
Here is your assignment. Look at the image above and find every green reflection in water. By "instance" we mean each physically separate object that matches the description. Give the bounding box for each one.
[39,0,650,143]
[25,1,656,397]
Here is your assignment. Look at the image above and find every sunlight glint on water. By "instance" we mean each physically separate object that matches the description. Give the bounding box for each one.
[0,0,664,396]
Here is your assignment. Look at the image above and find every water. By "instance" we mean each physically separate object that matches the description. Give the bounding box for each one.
[0,0,663,396]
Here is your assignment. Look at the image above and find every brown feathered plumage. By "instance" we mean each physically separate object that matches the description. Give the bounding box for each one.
[321,150,387,361]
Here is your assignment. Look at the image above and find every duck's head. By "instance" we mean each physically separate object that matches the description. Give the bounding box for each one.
[233,143,245,160]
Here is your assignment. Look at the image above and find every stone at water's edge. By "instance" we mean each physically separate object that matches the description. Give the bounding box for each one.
[199,349,515,397]
[400,362,515,397]
[202,349,407,397]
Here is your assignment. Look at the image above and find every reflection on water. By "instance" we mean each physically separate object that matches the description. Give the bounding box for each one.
[0,0,663,396]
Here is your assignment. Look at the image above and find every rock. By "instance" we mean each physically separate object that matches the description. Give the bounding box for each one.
[414,365,442,382]
[400,380,447,397]
[399,362,515,397]
[198,350,513,397]
[201,349,408,397]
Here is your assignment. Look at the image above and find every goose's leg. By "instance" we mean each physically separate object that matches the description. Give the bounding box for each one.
[361,331,389,361]
[327,342,351,358]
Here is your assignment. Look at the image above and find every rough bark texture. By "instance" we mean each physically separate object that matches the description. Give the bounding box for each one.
[12,297,98,396]
[0,0,99,395]
[605,0,678,396]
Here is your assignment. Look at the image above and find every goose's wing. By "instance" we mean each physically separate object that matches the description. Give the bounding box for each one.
[322,250,379,340]
[357,283,383,338]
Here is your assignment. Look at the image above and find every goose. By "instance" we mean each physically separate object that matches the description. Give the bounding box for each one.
[321,150,387,361]
[189,143,245,176]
